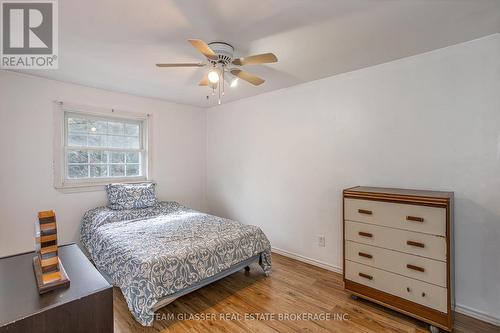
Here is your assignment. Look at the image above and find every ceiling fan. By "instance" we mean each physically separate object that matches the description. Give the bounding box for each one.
[156,39,278,104]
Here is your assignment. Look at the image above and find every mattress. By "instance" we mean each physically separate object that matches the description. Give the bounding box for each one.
[80,201,272,326]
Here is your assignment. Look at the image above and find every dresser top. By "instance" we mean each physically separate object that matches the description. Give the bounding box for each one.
[345,186,453,198]
[0,243,111,327]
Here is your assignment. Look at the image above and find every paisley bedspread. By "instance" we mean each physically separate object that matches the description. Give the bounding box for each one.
[80,202,272,326]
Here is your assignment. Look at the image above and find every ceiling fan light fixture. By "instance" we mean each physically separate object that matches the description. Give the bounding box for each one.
[208,70,219,84]
[156,39,278,104]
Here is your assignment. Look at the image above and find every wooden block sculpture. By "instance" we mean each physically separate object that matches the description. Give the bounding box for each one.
[33,210,70,294]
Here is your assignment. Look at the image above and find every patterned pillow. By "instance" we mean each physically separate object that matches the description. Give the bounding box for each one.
[105,183,158,210]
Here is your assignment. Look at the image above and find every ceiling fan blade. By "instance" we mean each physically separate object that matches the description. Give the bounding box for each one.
[188,39,218,60]
[230,69,265,86]
[198,73,209,86]
[156,63,205,67]
[232,53,277,66]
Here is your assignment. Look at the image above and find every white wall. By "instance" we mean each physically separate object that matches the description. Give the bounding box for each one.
[206,34,500,321]
[0,71,206,257]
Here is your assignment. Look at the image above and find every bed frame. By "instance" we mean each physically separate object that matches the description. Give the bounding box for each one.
[80,245,262,312]
[153,254,260,310]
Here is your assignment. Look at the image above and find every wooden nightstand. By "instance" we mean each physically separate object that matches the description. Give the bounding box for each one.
[0,243,113,333]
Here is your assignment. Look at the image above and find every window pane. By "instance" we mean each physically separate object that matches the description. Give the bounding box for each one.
[68,165,88,178]
[127,136,140,149]
[89,151,108,164]
[125,123,139,136]
[90,165,108,177]
[109,135,127,148]
[68,134,87,146]
[88,134,107,147]
[111,152,125,163]
[64,113,144,181]
[66,115,141,150]
[126,164,140,176]
[125,152,139,163]
[88,120,107,134]
[68,118,87,133]
[110,164,125,177]
[108,122,124,135]
[67,150,88,164]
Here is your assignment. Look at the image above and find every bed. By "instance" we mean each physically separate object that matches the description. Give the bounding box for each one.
[80,200,272,326]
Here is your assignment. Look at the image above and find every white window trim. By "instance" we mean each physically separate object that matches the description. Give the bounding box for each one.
[53,101,153,193]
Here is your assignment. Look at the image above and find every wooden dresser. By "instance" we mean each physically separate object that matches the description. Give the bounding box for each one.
[343,187,454,332]
[0,244,113,333]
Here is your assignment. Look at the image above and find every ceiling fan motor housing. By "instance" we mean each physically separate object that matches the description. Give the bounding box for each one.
[208,42,234,65]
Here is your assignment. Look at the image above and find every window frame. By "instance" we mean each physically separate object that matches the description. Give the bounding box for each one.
[53,101,152,192]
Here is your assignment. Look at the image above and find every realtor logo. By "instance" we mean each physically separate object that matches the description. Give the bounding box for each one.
[1,0,58,69]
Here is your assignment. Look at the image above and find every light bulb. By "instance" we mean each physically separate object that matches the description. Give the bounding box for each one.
[230,78,238,88]
[208,70,219,84]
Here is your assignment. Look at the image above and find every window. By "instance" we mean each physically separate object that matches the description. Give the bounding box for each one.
[54,102,150,191]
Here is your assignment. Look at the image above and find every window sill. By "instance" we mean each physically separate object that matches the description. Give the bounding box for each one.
[55,178,152,193]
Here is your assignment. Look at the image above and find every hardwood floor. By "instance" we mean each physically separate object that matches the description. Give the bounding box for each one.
[114,253,499,333]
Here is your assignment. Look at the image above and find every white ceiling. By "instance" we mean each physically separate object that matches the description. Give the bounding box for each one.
[16,0,500,107]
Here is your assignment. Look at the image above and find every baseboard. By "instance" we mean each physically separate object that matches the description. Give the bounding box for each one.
[271,247,342,274]
[455,303,500,327]
[271,247,499,328]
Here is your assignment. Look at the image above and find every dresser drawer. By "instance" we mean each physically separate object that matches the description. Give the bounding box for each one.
[345,198,446,236]
[345,260,448,312]
[345,241,447,287]
[345,220,446,261]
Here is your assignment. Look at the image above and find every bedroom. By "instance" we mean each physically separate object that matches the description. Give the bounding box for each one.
[0,0,499,332]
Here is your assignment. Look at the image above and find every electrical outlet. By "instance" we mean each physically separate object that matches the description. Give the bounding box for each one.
[318,235,326,247]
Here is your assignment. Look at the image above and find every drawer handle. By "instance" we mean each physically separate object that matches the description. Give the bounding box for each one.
[358,272,373,280]
[358,232,373,238]
[407,240,425,248]
[406,287,411,292]
[358,252,373,259]
[407,264,425,272]
[422,292,426,297]
[358,209,373,215]
[406,215,424,222]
